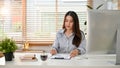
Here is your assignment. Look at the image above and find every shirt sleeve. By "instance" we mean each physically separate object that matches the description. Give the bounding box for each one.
[51,32,59,52]
[77,31,86,55]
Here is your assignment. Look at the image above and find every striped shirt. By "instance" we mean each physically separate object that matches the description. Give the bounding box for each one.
[52,29,86,55]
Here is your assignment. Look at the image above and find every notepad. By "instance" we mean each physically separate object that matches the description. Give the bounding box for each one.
[50,54,71,60]
[20,54,38,62]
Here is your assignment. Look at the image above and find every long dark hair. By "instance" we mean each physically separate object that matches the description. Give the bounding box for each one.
[62,11,82,47]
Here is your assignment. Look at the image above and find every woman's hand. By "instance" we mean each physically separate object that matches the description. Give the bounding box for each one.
[70,49,80,58]
[50,48,57,55]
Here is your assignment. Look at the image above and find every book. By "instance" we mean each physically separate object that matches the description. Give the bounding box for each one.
[20,54,38,62]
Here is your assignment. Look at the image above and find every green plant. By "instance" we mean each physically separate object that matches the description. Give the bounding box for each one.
[87,4,103,10]
[0,38,18,53]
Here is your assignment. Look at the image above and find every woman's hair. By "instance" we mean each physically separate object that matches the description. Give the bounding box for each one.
[62,11,82,47]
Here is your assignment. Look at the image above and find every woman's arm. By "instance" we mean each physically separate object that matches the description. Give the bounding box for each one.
[77,38,86,55]
[50,48,57,55]
[50,32,60,55]
[70,39,86,57]
[77,31,86,55]
[70,31,86,57]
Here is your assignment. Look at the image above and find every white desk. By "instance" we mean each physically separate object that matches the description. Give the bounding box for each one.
[0,53,120,68]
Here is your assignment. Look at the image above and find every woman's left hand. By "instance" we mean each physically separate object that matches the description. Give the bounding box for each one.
[70,49,79,58]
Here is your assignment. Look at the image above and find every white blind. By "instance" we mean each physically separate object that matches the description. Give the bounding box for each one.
[0,0,87,42]
[26,0,56,42]
[0,0,22,41]
[26,0,87,42]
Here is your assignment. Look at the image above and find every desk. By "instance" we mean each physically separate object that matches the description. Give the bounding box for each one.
[0,53,120,68]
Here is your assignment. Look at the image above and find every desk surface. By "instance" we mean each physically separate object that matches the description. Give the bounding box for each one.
[1,53,120,68]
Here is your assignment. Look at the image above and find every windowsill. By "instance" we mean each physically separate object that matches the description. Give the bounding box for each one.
[16,49,44,53]
[16,41,53,46]
[30,41,53,46]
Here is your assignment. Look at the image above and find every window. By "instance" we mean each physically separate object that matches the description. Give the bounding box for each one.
[0,0,87,44]
[0,0,22,41]
[26,0,87,43]
[106,0,118,10]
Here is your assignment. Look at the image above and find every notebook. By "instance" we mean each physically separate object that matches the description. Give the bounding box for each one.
[50,54,70,60]
[20,54,38,62]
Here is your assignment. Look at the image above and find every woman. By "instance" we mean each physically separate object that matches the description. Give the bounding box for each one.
[50,11,86,58]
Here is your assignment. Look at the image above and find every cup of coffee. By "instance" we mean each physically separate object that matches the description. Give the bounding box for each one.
[40,51,48,61]
[40,55,48,61]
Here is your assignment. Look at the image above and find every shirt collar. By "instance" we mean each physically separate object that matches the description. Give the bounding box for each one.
[61,29,74,37]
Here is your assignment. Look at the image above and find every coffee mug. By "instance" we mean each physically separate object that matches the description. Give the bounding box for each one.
[40,55,48,61]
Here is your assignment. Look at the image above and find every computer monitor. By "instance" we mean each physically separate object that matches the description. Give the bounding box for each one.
[87,10,120,54]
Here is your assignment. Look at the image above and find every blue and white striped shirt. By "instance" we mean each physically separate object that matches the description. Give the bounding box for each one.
[52,29,86,55]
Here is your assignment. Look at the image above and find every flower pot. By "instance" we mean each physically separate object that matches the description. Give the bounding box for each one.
[4,52,13,61]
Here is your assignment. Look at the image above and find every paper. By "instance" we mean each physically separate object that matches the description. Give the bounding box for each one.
[0,56,5,65]
[50,54,71,60]
[20,54,38,62]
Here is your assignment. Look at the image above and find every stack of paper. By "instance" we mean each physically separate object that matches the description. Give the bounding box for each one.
[20,54,37,62]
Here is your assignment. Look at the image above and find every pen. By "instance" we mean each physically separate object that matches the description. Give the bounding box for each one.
[54,57,64,59]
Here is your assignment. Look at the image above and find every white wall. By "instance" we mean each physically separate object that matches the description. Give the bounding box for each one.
[93,0,118,10]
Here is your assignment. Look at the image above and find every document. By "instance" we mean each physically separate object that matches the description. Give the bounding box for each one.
[50,54,71,60]
[19,54,38,62]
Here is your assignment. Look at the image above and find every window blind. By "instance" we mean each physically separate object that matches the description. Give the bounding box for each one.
[0,0,22,41]
[0,0,87,43]
[26,0,56,42]
[26,0,87,42]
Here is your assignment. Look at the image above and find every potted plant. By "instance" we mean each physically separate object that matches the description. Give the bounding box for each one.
[0,37,18,61]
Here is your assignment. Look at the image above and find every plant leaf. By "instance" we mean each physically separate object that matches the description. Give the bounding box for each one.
[84,21,87,25]
[96,4,103,9]
[87,5,93,9]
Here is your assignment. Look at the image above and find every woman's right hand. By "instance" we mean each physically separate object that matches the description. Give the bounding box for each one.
[50,48,57,55]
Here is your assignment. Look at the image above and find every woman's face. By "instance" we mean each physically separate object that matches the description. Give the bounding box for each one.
[65,15,74,31]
